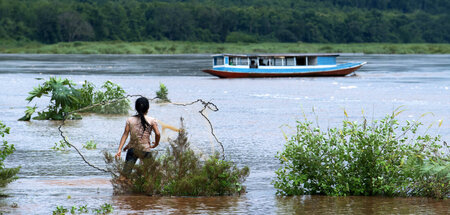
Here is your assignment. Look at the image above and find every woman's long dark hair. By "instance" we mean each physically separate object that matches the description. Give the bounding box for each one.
[135,97,150,132]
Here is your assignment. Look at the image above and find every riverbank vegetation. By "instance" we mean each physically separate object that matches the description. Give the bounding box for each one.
[104,119,249,196]
[274,110,449,199]
[2,41,450,54]
[19,77,130,121]
[0,0,448,45]
[1,0,449,55]
[0,122,20,194]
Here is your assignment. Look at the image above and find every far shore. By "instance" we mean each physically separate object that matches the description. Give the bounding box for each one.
[1,40,449,55]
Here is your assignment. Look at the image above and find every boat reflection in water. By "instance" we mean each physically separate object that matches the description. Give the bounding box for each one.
[203,53,366,78]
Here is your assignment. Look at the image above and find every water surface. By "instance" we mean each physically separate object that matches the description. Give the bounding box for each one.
[0,54,449,214]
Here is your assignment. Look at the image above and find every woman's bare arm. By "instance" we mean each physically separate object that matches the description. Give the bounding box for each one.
[151,122,161,148]
[115,123,130,158]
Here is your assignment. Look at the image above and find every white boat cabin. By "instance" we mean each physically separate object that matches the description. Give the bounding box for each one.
[212,54,339,69]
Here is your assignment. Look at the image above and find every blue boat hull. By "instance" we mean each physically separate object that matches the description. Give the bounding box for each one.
[203,62,366,78]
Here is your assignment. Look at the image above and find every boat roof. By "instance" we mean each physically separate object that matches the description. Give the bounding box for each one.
[212,53,340,57]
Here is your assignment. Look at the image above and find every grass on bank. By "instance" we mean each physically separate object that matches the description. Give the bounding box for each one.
[1,40,450,54]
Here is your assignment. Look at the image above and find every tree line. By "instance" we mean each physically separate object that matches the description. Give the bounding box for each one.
[0,0,448,44]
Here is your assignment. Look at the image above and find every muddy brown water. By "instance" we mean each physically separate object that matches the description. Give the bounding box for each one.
[0,54,449,214]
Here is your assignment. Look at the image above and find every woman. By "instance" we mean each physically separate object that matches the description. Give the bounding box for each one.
[115,97,160,175]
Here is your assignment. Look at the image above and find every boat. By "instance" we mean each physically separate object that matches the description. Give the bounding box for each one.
[202,53,366,78]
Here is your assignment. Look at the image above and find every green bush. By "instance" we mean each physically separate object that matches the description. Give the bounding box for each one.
[52,205,68,215]
[52,203,111,215]
[273,111,449,199]
[51,139,71,152]
[92,203,113,214]
[19,78,130,120]
[0,121,20,189]
[77,80,95,109]
[155,82,170,103]
[82,140,97,150]
[407,152,450,199]
[19,77,81,120]
[104,118,249,196]
[87,81,130,114]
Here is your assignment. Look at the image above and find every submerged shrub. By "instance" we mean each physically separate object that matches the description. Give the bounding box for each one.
[19,77,130,120]
[52,203,111,215]
[87,81,130,114]
[0,121,20,188]
[92,203,113,214]
[407,151,450,199]
[17,106,37,121]
[19,77,81,120]
[51,139,71,152]
[52,205,68,215]
[104,118,249,196]
[77,80,95,109]
[155,82,170,103]
[273,111,449,199]
[82,140,97,150]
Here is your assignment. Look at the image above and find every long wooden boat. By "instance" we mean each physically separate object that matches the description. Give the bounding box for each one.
[203,53,366,78]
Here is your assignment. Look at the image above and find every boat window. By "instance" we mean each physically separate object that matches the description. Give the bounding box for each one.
[249,58,258,68]
[259,58,270,66]
[274,58,283,66]
[229,57,235,65]
[285,57,295,66]
[237,57,248,65]
[296,57,306,66]
[308,56,317,65]
[214,57,224,66]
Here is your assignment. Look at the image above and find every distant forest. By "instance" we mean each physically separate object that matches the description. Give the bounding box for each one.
[1,0,449,43]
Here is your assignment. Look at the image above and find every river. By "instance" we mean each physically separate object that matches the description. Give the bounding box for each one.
[0,54,449,214]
